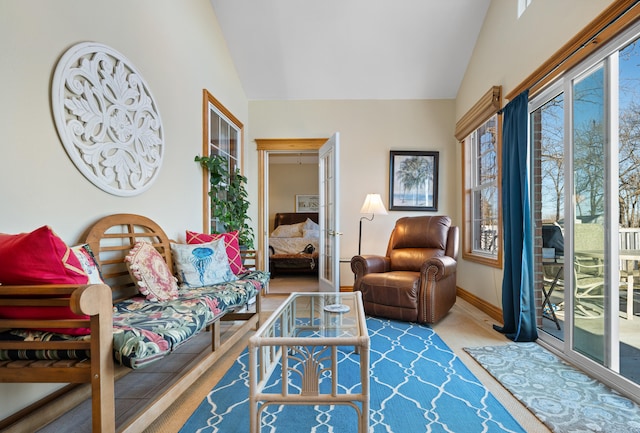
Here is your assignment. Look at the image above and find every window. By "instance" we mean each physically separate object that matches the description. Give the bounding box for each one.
[456,86,502,267]
[201,89,243,233]
[463,114,501,265]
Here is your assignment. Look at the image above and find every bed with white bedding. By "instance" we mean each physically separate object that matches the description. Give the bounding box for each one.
[268,212,319,276]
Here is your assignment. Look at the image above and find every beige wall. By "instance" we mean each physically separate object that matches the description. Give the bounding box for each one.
[268,162,319,231]
[250,99,457,284]
[453,0,617,308]
[0,0,248,418]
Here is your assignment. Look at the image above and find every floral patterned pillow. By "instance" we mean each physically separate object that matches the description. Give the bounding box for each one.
[71,243,104,284]
[171,239,236,288]
[125,241,178,302]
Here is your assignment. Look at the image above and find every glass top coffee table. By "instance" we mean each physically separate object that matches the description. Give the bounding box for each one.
[248,291,370,433]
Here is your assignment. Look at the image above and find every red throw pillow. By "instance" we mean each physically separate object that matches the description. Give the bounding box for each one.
[0,226,88,285]
[0,226,91,335]
[186,230,246,275]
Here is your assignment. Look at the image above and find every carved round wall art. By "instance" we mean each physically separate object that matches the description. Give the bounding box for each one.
[52,42,164,196]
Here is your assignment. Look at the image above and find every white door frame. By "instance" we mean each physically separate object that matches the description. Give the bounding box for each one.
[256,138,327,272]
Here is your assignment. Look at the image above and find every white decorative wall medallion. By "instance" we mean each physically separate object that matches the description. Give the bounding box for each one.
[52,42,164,196]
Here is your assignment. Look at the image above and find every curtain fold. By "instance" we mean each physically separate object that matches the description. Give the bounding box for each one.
[494,90,538,342]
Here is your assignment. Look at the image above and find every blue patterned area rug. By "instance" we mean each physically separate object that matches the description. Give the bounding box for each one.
[465,343,640,433]
[180,317,525,432]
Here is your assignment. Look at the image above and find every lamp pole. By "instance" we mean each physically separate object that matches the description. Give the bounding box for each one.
[358,215,373,255]
[358,193,387,256]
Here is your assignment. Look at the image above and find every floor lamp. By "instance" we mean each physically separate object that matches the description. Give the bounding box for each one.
[359,193,388,255]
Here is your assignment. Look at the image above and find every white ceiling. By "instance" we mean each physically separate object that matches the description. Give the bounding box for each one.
[210,0,492,101]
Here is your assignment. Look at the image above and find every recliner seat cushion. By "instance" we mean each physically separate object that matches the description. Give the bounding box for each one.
[360,271,421,321]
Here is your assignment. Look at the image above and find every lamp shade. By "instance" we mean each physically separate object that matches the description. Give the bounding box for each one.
[360,193,388,215]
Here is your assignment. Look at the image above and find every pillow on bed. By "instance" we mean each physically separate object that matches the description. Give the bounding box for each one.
[185,230,246,275]
[171,239,236,288]
[304,218,319,231]
[303,229,320,239]
[125,241,179,302]
[271,222,304,238]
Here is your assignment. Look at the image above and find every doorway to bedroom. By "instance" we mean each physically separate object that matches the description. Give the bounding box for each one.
[264,146,321,294]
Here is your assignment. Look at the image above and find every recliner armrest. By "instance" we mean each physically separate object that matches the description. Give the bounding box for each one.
[420,255,457,280]
[351,255,391,276]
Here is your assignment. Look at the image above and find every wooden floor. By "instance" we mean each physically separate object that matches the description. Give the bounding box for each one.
[31,275,550,432]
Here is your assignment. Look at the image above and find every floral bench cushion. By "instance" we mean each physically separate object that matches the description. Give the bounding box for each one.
[0,270,268,369]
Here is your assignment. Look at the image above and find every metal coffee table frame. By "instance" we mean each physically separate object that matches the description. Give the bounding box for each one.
[248,292,370,433]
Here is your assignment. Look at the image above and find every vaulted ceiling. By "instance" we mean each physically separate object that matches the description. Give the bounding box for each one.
[210,0,492,101]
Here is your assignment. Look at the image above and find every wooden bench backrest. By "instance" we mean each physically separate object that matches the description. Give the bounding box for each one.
[84,213,173,303]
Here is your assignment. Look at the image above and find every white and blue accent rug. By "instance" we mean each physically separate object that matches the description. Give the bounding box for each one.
[180,317,525,432]
[465,343,640,433]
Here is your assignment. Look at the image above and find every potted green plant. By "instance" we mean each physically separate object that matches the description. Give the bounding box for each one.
[195,154,255,249]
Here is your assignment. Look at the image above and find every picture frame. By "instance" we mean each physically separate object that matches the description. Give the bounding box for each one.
[389,150,439,211]
[295,194,319,212]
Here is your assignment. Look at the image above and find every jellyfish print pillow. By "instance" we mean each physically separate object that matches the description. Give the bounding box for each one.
[171,238,235,288]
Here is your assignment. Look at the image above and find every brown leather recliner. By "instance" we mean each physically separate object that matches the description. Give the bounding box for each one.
[351,215,459,324]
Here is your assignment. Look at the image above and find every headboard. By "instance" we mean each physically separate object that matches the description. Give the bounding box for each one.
[273,212,319,230]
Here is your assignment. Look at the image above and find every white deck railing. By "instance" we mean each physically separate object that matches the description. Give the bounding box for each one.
[620,228,640,250]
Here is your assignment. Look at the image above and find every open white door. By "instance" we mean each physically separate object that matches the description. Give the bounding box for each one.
[318,133,340,292]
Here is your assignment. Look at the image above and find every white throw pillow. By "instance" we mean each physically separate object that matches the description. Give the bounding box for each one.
[171,239,235,288]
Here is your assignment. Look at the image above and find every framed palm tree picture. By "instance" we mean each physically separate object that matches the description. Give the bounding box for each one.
[389,150,439,211]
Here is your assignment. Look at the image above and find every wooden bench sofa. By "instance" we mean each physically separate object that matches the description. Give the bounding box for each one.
[0,213,269,432]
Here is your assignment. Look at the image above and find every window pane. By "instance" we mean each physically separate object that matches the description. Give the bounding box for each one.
[209,110,220,152]
[472,185,498,254]
[573,64,606,364]
[220,121,230,157]
[619,36,640,229]
[539,94,565,223]
[478,117,498,184]
[229,127,238,165]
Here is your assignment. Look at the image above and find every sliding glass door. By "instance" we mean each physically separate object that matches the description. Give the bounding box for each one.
[532,21,640,398]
